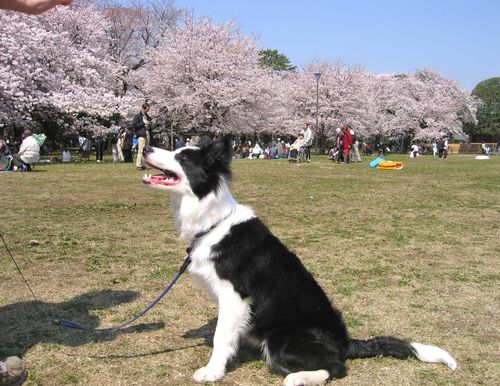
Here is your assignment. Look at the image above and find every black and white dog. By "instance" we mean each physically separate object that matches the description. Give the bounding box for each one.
[142,136,456,385]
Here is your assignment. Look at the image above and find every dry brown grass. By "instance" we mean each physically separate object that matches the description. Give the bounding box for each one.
[1,154,499,385]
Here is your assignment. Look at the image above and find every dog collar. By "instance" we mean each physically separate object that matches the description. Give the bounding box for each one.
[186,213,232,255]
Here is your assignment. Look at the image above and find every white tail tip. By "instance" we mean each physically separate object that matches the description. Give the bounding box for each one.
[411,342,457,370]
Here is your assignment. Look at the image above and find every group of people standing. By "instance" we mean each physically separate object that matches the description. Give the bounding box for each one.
[327,125,362,164]
[76,103,152,167]
[436,138,449,159]
[1,103,153,170]
[411,138,449,159]
[107,103,152,168]
[111,102,152,168]
[232,122,364,165]
[110,125,134,164]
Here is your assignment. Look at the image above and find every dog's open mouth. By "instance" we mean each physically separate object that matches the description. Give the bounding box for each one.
[142,170,180,186]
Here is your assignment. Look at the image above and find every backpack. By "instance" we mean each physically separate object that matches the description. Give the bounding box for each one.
[369,157,386,168]
[111,130,118,144]
[33,133,47,147]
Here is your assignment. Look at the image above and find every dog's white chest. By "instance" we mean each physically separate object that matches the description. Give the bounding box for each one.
[189,258,221,300]
[183,204,256,301]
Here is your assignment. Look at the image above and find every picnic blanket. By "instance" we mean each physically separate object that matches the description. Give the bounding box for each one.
[378,161,404,170]
[369,157,404,170]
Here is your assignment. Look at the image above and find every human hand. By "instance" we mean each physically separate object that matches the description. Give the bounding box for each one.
[0,0,73,15]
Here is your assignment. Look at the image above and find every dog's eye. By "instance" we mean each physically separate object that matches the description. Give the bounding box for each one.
[177,153,188,161]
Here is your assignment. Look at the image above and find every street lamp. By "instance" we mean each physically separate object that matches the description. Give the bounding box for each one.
[314,72,321,154]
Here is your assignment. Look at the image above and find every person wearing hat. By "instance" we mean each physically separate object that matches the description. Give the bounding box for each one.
[12,130,40,171]
[333,127,343,163]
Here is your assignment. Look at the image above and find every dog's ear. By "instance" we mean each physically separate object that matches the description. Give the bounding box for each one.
[204,135,232,177]
[210,135,233,162]
[197,135,213,149]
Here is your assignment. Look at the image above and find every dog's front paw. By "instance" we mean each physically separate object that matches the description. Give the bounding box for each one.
[193,366,225,383]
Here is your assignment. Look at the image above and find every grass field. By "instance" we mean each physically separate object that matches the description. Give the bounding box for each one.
[1,153,499,385]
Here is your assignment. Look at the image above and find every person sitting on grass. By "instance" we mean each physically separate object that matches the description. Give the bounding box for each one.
[12,130,40,171]
[251,142,264,159]
[481,143,490,155]
[410,143,420,158]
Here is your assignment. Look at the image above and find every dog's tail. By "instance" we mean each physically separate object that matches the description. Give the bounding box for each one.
[347,336,457,370]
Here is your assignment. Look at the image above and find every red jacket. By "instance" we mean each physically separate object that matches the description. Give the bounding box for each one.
[342,128,352,154]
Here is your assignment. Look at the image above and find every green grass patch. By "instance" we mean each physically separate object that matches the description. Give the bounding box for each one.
[1,154,499,385]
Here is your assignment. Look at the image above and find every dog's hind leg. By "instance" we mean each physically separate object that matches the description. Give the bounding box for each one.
[264,326,348,385]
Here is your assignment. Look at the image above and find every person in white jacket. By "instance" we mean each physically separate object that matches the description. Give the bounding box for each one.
[13,130,40,171]
[251,143,264,159]
[302,122,313,162]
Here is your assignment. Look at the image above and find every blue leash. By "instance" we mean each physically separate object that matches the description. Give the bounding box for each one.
[54,223,220,332]
[54,220,227,332]
[55,256,191,331]
[3,218,225,333]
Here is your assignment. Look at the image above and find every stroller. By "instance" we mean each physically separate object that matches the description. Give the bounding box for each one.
[0,154,12,171]
[78,136,91,161]
[0,138,13,171]
[288,146,306,163]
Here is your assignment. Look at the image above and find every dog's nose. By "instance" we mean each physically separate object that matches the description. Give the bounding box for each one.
[144,146,155,155]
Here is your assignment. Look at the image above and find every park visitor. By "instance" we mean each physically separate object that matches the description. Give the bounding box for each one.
[132,103,152,170]
[12,130,40,172]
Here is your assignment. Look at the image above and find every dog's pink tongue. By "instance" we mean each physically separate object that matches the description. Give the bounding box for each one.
[151,174,166,181]
[151,174,177,186]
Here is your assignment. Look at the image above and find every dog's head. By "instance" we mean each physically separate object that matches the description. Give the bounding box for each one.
[142,135,233,200]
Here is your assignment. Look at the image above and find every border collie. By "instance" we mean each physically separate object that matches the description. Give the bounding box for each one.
[142,136,456,385]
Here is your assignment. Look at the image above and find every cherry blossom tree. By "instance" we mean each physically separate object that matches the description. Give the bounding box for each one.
[362,73,419,142]
[0,1,478,145]
[0,11,52,128]
[408,68,478,140]
[97,0,181,97]
[283,64,478,145]
[0,1,137,138]
[282,61,376,141]
[135,16,277,135]
[365,69,479,143]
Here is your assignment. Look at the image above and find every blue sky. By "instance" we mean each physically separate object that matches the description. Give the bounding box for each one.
[174,0,499,91]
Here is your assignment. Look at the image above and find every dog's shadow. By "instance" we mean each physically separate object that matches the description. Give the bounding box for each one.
[0,290,165,358]
[183,318,263,371]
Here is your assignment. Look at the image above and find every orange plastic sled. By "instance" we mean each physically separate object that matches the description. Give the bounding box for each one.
[378,161,404,170]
